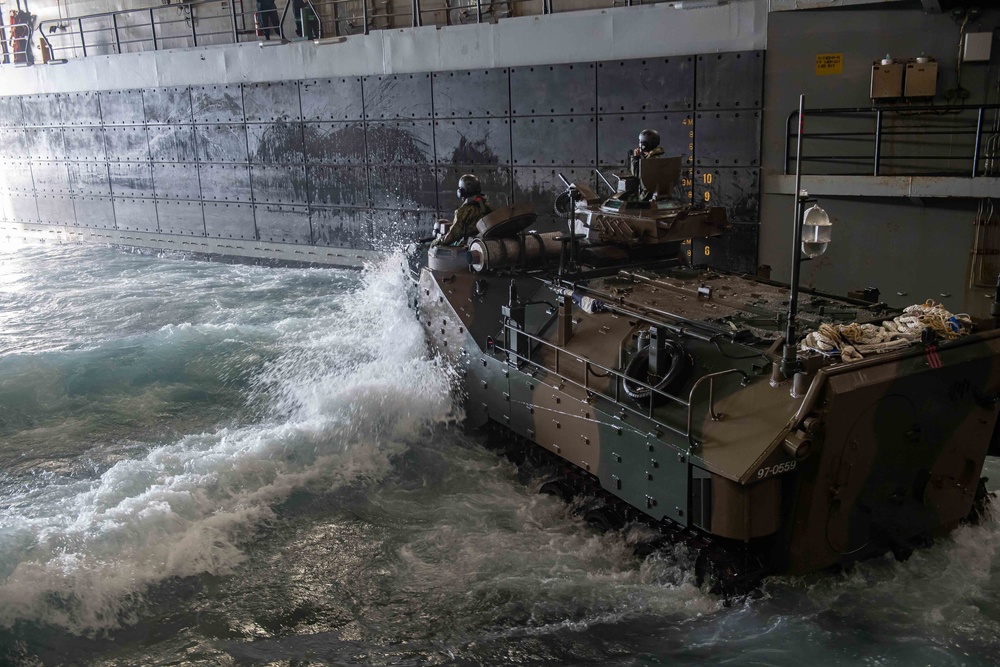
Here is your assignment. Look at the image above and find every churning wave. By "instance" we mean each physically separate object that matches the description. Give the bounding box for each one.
[0,250,455,633]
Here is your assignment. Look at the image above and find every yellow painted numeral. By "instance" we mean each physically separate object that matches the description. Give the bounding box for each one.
[703,245,711,256]
[703,191,711,202]
[703,173,713,184]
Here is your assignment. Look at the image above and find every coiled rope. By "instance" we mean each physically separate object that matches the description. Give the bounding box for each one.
[800,300,972,362]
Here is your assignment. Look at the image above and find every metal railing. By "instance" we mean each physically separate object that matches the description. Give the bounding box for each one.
[1,21,32,65]
[784,104,1000,179]
[31,0,677,63]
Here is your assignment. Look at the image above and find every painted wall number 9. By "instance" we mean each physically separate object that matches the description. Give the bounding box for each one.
[703,191,711,202]
[757,460,797,479]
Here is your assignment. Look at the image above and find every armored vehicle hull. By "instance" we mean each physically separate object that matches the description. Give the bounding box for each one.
[415,196,998,591]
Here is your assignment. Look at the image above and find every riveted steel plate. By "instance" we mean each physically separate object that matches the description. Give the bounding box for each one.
[307,165,368,207]
[0,97,24,127]
[148,125,197,162]
[693,167,760,223]
[436,166,513,211]
[143,87,193,125]
[371,208,434,244]
[114,197,159,233]
[366,120,434,165]
[254,204,311,244]
[1,161,34,192]
[596,57,694,114]
[68,162,111,196]
[203,201,257,240]
[696,221,758,274]
[74,195,115,229]
[303,122,366,165]
[695,110,761,167]
[513,167,597,223]
[109,162,154,198]
[310,207,368,248]
[191,85,244,124]
[364,73,432,120]
[511,63,596,117]
[511,116,596,167]
[156,199,205,236]
[21,94,63,127]
[151,163,202,200]
[368,166,438,210]
[5,193,38,222]
[432,68,509,118]
[64,91,103,126]
[100,90,145,126]
[696,51,764,111]
[199,164,252,201]
[63,127,107,161]
[250,165,308,204]
[31,162,71,193]
[247,123,305,164]
[24,128,66,160]
[300,78,364,121]
[243,81,302,123]
[434,118,511,166]
[195,124,249,163]
[0,128,25,160]
[597,112,694,168]
[36,194,76,225]
[103,126,149,162]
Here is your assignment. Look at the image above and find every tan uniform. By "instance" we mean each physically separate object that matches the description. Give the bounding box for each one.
[434,197,492,247]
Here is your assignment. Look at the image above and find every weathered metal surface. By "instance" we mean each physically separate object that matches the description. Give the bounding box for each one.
[366,120,434,165]
[243,81,302,123]
[99,90,145,126]
[250,164,308,204]
[369,166,438,210]
[64,92,103,126]
[0,128,25,160]
[307,165,368,207]
[511,63,596,117]
[103,126,149,162]
[4,192,38,222]
[35,194,76,225]
[371,208,434,244]
[147,125,198,162]
[151,163,202,200]
[693,167,760,222]
[695,111,761,167]
[363,73,433,120]
[434,119,511,166]
[596,57,694,114]
[699,221,759,274]
[310,206,369,248]
[113,197,159,233]
[696,51,764,111]
[74,195,116,229]
[24,128,66,160]
[511,116,596,167]
[300,78,364,122]
[68,162,111,196]
[254,203,311,244]
[597,112,694,169]
[156,199,205,236]
[763,174,1000,198]
[198,164,252,202]
[0,97,24,127]
[143,87,193,125]
[109,162,155,198]
[436,166,513,212]
[21,94,63,127]
[1,161,35,192]
[432,68,509,118]
[202,201,257,239]
[63,127,107,162]
[513,166,595,218]
[31,161,72,193]
[302,122,366,165]
[247,123,305,164]
[191,84,244,124]
[195,124,249,163]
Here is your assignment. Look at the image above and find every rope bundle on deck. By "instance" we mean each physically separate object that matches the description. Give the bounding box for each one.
[800,300,972,362]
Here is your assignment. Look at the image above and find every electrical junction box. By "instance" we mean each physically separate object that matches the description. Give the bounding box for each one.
[904,58,937,98]
[963,32,993,63]
[871,58,903,99]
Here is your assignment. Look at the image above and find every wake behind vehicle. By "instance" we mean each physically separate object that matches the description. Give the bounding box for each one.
[412,156,1000,593]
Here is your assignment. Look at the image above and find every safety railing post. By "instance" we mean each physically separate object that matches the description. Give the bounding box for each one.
[111,13,121,53]
[476,0,482,23]
[229,0,238,43]
[413,0,421,27]
[784,112,795,175]
[362,0,369,34]
[873,109,883,176]
[191,7,198,46]
[973,107,984,178]
[78,18,87,56]
[149,8,157,50]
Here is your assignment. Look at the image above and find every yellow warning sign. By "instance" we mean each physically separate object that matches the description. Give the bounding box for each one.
[815,53,843,76]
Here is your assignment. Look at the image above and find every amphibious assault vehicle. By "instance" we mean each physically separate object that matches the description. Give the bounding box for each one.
[413,157,999,592]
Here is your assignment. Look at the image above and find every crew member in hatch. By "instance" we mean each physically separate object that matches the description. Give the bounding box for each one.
[431,174,492,247]
[629,128,664,201]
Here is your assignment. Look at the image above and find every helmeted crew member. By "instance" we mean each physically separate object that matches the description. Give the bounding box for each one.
[431,174,492,247]
[629,128,665,176]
